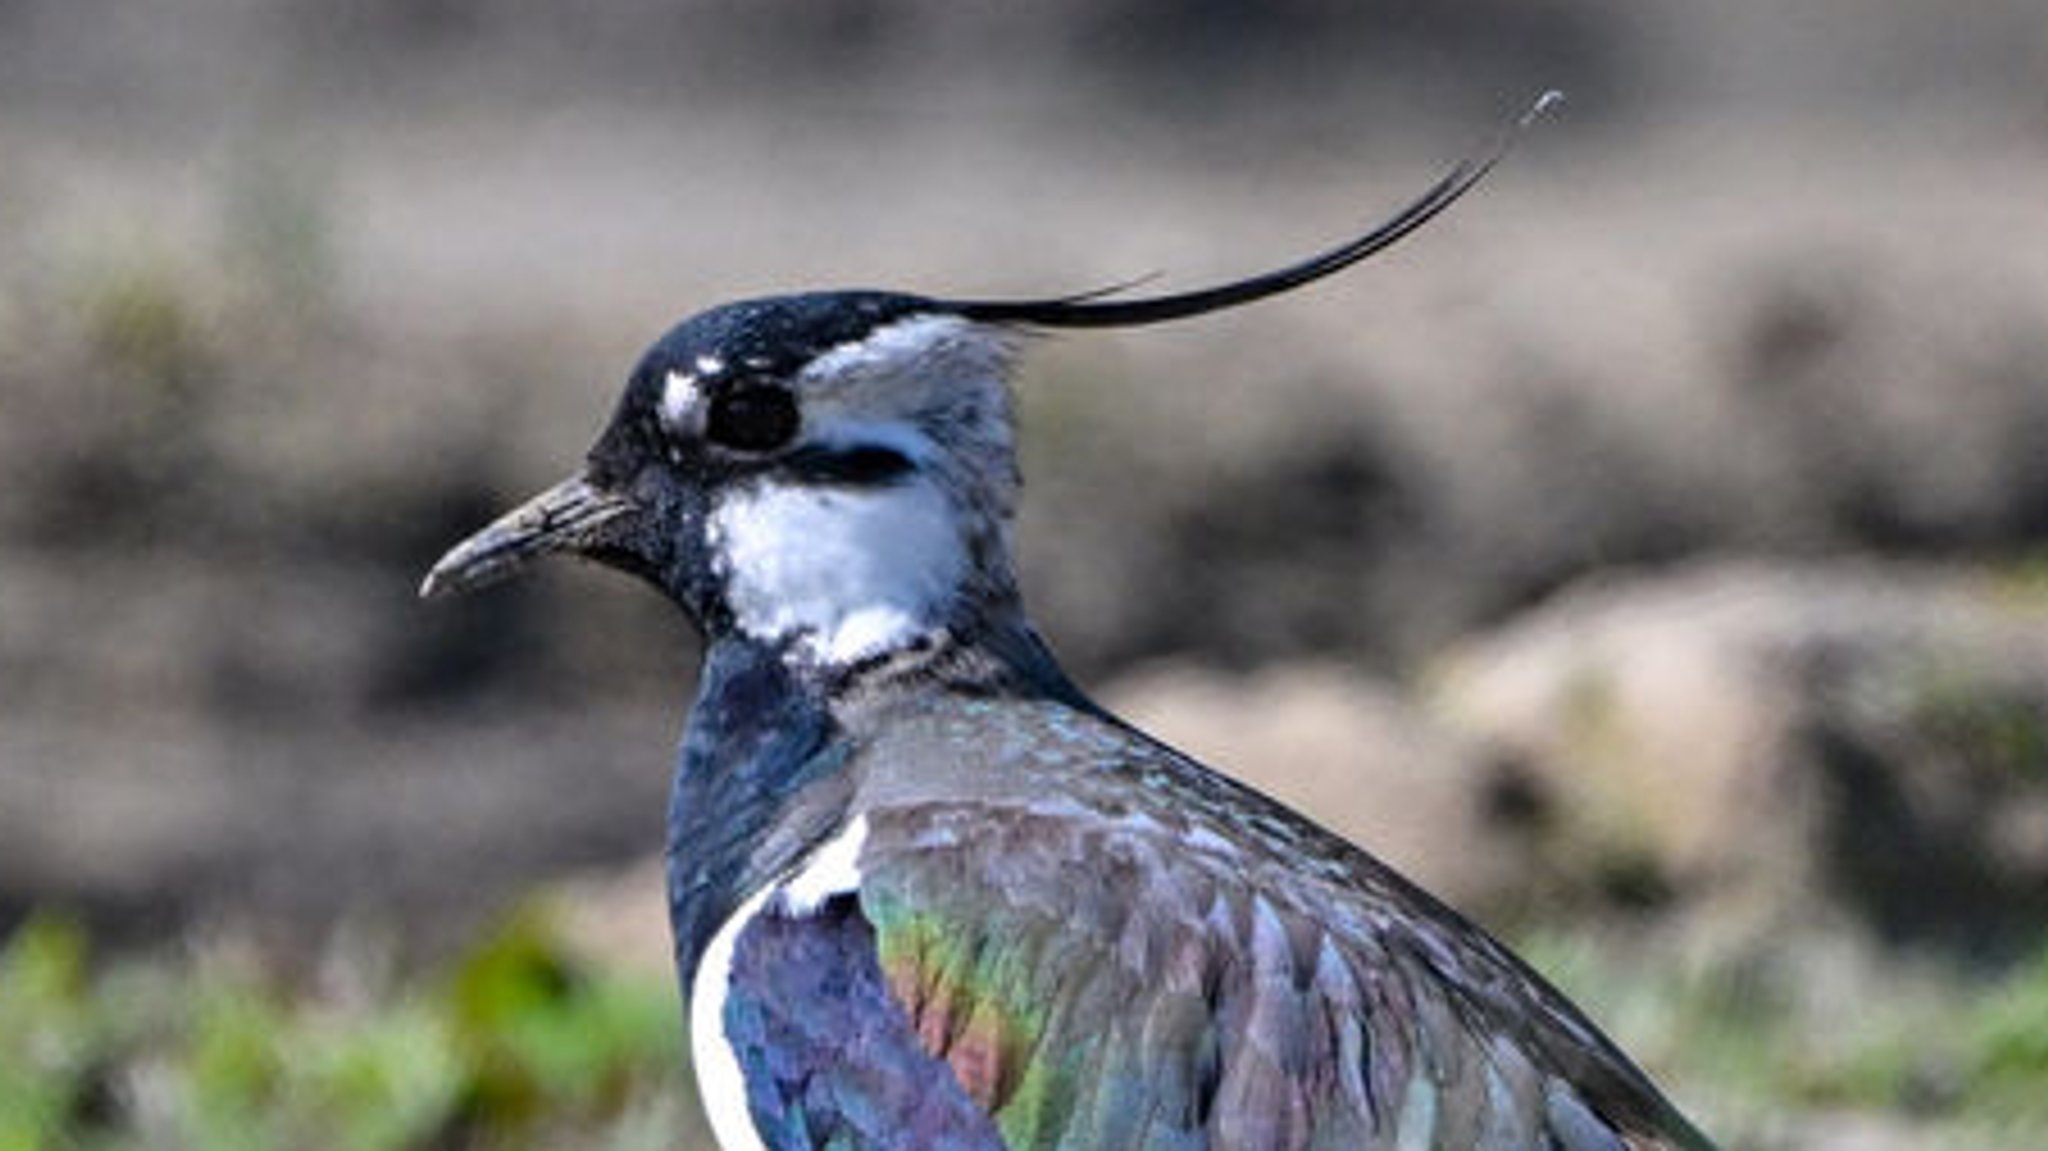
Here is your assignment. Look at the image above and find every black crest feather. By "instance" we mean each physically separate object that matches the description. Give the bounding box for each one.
[944,91,1561,330]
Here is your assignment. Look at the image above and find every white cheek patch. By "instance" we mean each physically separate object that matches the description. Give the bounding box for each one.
[709,478,966,665]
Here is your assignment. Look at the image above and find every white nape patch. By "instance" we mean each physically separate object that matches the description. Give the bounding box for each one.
[710,476,965,666]
[801,313,977,386]
[797,314,1017,445]
[696,354,727,375]
[660,369,700,431]
[689,817,872,1151]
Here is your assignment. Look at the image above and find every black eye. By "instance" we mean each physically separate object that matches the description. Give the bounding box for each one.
[705,387,800,453]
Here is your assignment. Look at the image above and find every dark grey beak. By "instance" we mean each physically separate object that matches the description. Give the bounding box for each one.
[419,472,638,600]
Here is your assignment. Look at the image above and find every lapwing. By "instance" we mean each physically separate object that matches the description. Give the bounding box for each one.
[423,95,1718,1151]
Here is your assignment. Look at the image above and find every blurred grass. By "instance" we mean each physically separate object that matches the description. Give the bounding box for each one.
[0,911,699,1151]
[1518,928,2048,1150]
[6,909,2048,1151]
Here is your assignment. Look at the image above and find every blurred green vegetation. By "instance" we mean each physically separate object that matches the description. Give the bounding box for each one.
[0,911,699,1151]
[5,909,2047,1150]
[1522,929,2048,1150]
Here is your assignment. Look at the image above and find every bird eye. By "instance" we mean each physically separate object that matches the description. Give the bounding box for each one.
[705,387,800,453]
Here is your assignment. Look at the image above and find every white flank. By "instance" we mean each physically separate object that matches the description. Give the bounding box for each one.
[688,818,872,1151]
[691,883,776,1151]
[710,478,964,665]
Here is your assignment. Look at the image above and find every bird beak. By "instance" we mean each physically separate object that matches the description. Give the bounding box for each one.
[419,472,638,600]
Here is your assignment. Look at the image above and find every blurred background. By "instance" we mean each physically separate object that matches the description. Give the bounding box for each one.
[4,2,2048,1148]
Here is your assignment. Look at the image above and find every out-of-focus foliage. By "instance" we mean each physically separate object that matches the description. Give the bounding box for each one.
[1521,929,2048,1150]
[0,913,695,1151]
[7,911,2048,1150]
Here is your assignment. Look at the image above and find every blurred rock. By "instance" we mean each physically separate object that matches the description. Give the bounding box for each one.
[1102,662,1540,915]
[1434,561,2048,952]
[1020,212,2048,676]
[0,701,680,953]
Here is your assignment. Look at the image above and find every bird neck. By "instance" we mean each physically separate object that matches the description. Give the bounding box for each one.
[665,635,849,984]
[665,604,1092,986]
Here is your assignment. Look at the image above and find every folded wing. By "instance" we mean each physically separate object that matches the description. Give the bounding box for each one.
[713,792,1713,1151]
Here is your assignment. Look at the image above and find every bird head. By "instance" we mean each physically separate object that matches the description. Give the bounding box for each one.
[421,94,1556,673]
[420,292,1028,668]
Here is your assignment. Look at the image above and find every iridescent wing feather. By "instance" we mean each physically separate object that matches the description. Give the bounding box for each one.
[713,723,1714,1151]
